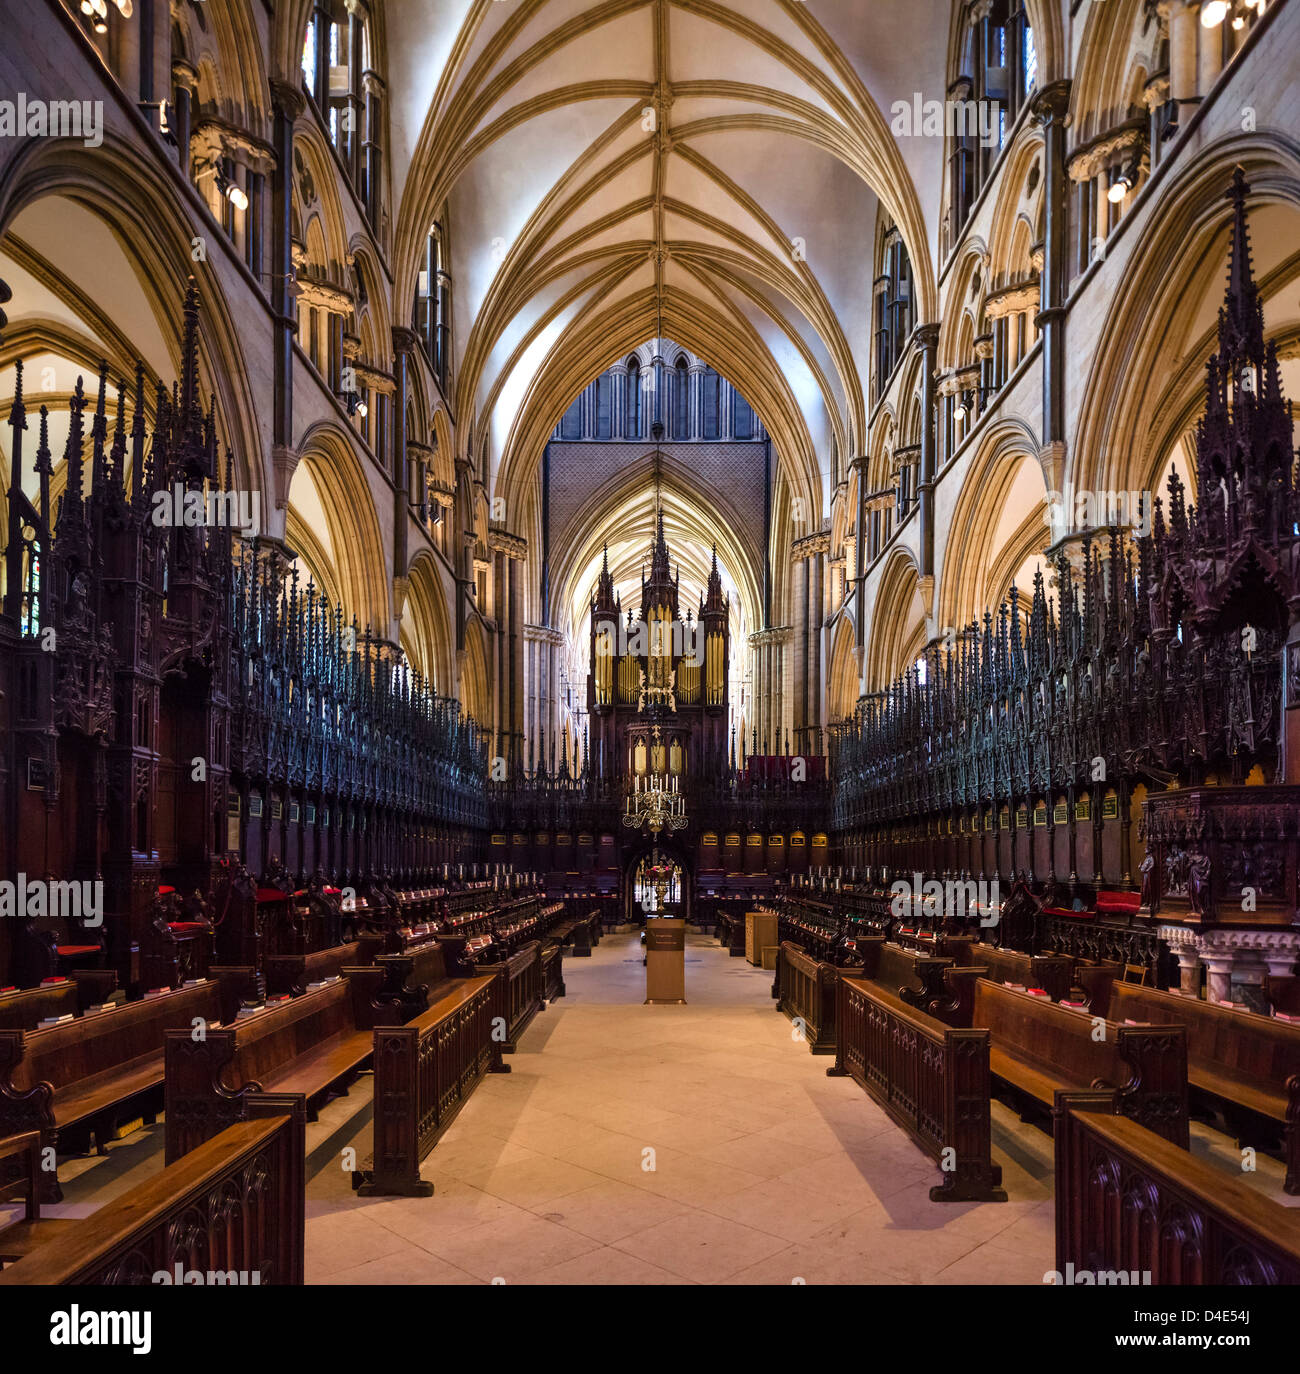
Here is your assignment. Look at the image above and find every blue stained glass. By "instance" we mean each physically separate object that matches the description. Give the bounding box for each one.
[1024,27,1038,91]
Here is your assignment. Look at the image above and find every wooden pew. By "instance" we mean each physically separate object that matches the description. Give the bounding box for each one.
[482,940,544,1053]
[0,969,256,1198]
[971,978,1189,1146]
[0,1132,77,1264]
[950,941,1074,1003]
[541,941,565,1002]
[162,968,387,1163]
[1109,982,1300,1193]
[372,940,462,1020]
[1055,1091,1300,1284]
[1070,958,1123,1015]
[353,974,503,1197]
[264,938,377,999]
[855,934,952,1008]
[0,1109,304,1284]
[831,975,1006,1202]
[774,942,840,1054]
[0,971,120,1031]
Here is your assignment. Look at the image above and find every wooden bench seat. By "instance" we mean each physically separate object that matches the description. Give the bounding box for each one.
[1109,982,1300,1192]
[0,970,256,1198]
[971,978,1189,1145]
[163,968,387,1163]
[854,935,952,1009]
[951,941,1073,1003]
[0,1132,78,1266]
[0,971,120,1031]
[374,941,461,1020]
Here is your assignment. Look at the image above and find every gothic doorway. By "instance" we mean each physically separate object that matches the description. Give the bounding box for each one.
[621,839,693,926]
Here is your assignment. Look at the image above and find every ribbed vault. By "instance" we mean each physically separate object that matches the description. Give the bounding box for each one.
[387,0,953,528]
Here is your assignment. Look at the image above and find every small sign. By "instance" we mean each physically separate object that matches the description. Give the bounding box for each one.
[1102,791,1119,820]
[1075,797,1090,821]
[1053,800,1068,824]
[290,802,300,823]
[1034,803,1048,828]
[306,804,316,824]
[249,796,263,819]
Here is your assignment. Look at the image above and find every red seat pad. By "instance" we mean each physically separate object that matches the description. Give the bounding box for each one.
[57,945,100,956]
[1096,890,1141,915]
[157,884,177,895]
[167,922,209,934]
[255,887,287,902]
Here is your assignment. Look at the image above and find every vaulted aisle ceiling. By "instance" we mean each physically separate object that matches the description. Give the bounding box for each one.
[386,0,953,520]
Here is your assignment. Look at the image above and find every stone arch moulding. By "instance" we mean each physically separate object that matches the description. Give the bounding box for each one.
[0,132,268,503]
[1070,134,1300,500]
[293,419,393,635]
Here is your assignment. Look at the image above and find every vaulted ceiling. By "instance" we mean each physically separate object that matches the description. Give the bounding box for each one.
[386,0,952,523]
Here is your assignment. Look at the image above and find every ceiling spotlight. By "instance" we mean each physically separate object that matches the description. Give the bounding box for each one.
[1200,0,1230,26]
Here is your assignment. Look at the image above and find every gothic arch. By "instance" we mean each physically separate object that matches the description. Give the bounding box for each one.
[0,131,266,500]
[1071,134,1300,499]
[292,420,391,632]
[865,545,925,691]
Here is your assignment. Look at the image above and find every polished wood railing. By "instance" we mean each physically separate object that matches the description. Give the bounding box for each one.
[358,976,499,1197]
[1054,1092,1300,1284]
[832,975,1005,1202]
[774,942,840,1053]
[0,1109,304,1284]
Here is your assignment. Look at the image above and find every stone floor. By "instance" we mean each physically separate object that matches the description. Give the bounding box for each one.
[306,931,1058,1285]
[12,930,1293,1284]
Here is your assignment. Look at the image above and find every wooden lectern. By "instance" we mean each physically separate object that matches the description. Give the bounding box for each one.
[644,918,686,1004]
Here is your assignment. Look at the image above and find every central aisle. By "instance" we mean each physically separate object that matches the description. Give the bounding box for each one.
[307,932,1056,1284]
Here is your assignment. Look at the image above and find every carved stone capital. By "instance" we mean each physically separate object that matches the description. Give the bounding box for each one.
[487,529,528,560]
[792,531,831,560]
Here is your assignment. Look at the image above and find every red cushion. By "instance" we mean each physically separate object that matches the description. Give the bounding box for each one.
[157,885,176,895]
[255,887,287,903]
[1096,890,1140,915]
[40,977,71,985]
[57,945,100,956]
[167,922,208,934]
[1041,906,1091,919]
[322,887,341,895]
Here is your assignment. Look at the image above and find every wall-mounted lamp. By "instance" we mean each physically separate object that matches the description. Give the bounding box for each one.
[1107,164,1134,204]
[1200,1,1230,26]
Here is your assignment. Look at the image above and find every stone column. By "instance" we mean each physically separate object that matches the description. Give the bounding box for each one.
[1169,0,1200,103]
[794,552,809,749]
[915,324,940,579]
[1033,79,1072,455]
[811,545,825,752]
[172,61,198,180]
[1198,5,1224,93]
[689,362,706,439]
[270,82,304,466]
